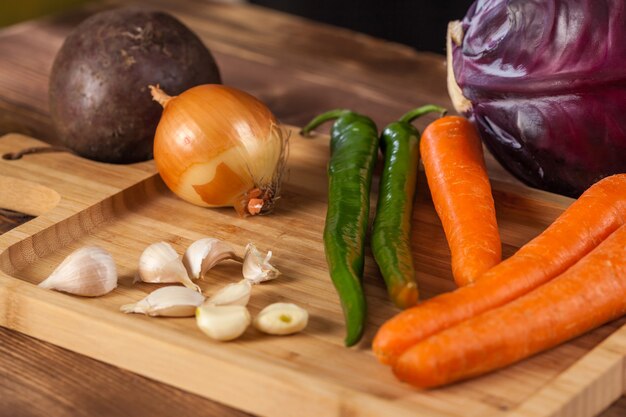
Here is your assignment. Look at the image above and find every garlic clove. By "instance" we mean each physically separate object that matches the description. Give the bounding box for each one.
[38,246,117,297]
[196,304,251,341]
[182,238,240,280]
[207,279,252,306]
[137,241,200,292]
[242,243,280,284]
[121,286,205,317]
[253,302,308,335]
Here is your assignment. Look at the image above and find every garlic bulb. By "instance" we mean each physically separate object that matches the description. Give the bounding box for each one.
[121,286,205,317]
[207,279,252,306]
[38,246,117,297]
[196,304,251,341]
[137,242,200,292]
[242,243,280,284]
[183,238,240,279]
[253,303,308,335]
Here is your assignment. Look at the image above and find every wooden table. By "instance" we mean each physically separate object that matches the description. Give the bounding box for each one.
[0,0,625,415]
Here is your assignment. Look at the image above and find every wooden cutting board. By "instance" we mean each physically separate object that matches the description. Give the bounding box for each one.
[1,130,625,417]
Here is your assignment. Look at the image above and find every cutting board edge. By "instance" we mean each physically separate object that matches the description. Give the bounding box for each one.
[0,131,622,417]
[2,269,626,417]
[0,273,428,417]
[507,325,626,417]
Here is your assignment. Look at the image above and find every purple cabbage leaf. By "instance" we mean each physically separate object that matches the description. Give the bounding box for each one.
[448,0,626,197]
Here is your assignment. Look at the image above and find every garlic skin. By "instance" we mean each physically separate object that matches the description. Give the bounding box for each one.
[183,238,240,279]
[242,243,280,284]
[137,242,200,292]
[121,286,205,317]
[38,246,117,297]
[196,304,251,341]
[207,279,252,306]
[253,303,308,335]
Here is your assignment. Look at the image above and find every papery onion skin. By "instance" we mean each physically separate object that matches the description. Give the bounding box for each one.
[449,0,626,197]
[152,84,287,215]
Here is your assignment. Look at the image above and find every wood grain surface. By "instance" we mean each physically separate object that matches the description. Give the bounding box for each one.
[0,0,625,416]
[0,129,622,417]
[0,326,251,417]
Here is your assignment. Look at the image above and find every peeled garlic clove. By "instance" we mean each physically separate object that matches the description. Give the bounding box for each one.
[196,304,251,341]
[207,279,252,306]
[183,238,240,279]
[121,286,205,317]
[38,246,117,297]
[253,302,308,335]
[137,242,200,292]
[242,243,280,284]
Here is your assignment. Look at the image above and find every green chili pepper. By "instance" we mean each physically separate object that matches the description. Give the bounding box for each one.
[301,109,379,346]
[372,105,446,309]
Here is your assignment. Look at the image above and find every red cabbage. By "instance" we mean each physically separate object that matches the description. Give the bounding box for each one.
[448,0,626,197]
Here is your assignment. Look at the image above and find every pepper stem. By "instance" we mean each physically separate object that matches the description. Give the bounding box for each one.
[149,84,173,108]
[399,105,447,125]
[300,109,351,136]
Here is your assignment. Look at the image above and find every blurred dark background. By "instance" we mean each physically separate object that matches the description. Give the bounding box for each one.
[250,0,474,55]
[0,1,475,55]
[0,0,87,26]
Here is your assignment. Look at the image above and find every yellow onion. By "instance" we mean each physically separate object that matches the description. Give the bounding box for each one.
[150,84,288,216]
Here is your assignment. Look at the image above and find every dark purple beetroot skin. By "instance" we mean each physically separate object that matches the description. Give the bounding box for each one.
[451,0,626,197]
[49,7,221,163]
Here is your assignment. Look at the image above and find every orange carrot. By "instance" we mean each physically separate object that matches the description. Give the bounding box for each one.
[373,174,626,365]
[393,222,626,388]
[421,116,501,287]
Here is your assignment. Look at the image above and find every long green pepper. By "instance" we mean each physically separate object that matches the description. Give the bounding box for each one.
[301,109,379,346]
[371,105,446,309]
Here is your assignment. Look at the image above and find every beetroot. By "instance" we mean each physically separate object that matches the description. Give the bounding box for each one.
[49,7,221,163]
